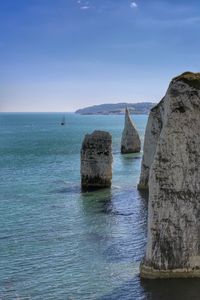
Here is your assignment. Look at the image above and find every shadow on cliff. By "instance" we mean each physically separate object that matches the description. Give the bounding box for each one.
[138,188,149,202]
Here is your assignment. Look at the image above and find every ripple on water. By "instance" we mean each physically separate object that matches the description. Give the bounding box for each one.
[2,114,200,300]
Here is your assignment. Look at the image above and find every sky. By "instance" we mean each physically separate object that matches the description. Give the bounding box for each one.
[1,0,200,112]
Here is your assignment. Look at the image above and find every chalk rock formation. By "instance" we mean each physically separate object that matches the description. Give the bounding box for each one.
[140,72,200,278]
[138,100,164,190]
[121,108,141,154]
[81,131,112,190]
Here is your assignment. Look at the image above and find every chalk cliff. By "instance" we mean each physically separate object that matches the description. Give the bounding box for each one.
[138,100,164,190]
[81,131,112,190]
[140,72,200,278]
[121,108,141,154]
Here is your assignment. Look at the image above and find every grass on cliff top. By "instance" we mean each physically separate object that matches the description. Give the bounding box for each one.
[173,71,200,89]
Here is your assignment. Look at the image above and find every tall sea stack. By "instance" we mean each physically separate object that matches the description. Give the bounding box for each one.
[138,100,164,190]
[81,131,112,190]
[140,72,200,278]
[121,108,141,154]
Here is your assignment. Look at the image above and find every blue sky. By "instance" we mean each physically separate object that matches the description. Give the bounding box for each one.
[1,0,200,112]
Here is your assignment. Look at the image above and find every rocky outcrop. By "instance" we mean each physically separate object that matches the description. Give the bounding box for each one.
[138,100,164,190]
[121,108,141,154]
[140,72,200,278]
[81,131,112,190]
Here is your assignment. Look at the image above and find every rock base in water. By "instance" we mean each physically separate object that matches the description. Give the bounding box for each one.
[140,263,200,279]
[81,130,112,190]
[81,176,111,190]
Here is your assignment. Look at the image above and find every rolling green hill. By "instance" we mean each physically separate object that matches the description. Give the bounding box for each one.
[75,102,155,115]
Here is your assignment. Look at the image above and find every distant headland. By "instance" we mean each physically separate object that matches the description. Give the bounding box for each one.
[75,102,156,115]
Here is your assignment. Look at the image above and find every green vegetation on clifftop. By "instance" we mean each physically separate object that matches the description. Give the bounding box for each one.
[76,102,155,115]
[173,72,200,89]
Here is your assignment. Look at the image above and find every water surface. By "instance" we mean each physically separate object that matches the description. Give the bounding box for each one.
[0,113,200,299]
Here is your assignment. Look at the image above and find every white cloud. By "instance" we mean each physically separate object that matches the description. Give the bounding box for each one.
[130,2,138,8]
[77,0,90,10]
[80,5,90,10]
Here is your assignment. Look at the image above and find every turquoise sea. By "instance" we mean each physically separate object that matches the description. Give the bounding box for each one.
[1,113,200,300]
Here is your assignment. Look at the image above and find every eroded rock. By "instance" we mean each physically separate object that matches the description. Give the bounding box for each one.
[138,99,164,190]
[121,108,141,154]
[140,72,200,278]
[81,130,112,190]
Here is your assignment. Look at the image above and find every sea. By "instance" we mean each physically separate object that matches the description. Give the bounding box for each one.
[1,113,200,300]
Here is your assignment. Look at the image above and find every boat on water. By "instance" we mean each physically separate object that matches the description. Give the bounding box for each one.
[61,115,66,126]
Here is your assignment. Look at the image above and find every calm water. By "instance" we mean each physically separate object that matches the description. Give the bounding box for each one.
[1,113,200,300]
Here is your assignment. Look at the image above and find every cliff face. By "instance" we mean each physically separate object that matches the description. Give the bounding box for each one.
[138,100,164,190]
[140,72,200,278]
[81,131,112,190]
[121,108,141,154]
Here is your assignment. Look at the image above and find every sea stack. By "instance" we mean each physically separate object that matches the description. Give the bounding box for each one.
[81,130,112,190]
[138,100,164,190]
[121,108,141,154]
[140,72,200,278]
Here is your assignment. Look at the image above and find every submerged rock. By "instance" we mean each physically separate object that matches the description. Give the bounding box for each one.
[81,130,112,190]
[140,72,200,278]
[121,108,141,154]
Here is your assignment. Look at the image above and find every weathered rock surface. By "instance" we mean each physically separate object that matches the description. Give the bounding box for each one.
[81,131,112,190]
[140,72,200,278]
[121,108,141,154]
[138,100,164,190]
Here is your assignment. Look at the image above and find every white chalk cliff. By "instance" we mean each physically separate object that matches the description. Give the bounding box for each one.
[140,72,200,278]
[138,100,164,190]
[121,108,141,154]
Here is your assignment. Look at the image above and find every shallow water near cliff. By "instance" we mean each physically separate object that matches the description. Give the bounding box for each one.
[1,113,200,300]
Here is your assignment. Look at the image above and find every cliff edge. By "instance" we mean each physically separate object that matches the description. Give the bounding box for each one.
[140,72,200,278]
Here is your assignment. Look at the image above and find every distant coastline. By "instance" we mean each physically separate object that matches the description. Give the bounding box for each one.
[75,102,156,115]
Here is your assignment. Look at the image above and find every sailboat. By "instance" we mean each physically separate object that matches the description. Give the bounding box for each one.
[61,115,66,126]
